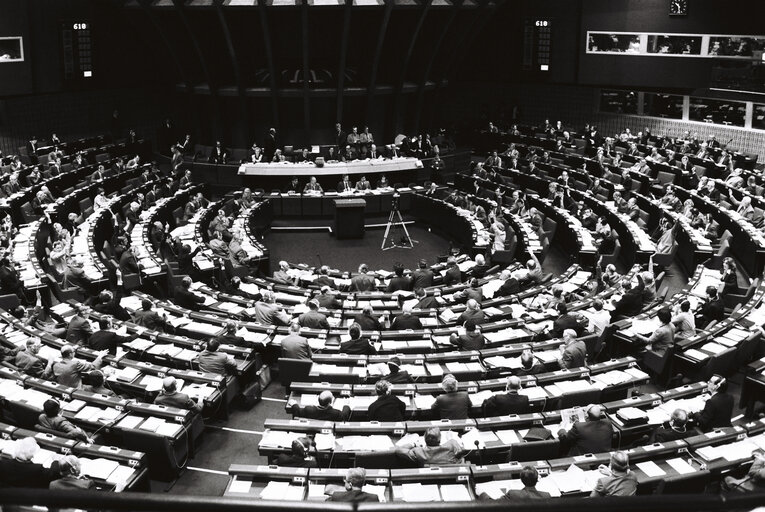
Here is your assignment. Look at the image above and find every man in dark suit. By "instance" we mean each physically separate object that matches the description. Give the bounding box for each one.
[292,390,350,421]
[551,303,585,338]
[0,437,61,488]
[119,245,139,274]
[649,408,691,443]
[27,135,39,158]
[64,305,93,345]
[334,123,347,153]
[411,259,434,289]
[173,276,205,311]
[353,306,383,332]
[431,375,471,420]
[413,287,439,309]
[49,455,95,490]
[131,298,169,332]
[337,174,354,193]
[449,319,484,350]
[326,468,379,502]
[314,266,336,289]
[386,262,412,293]
[697,286,725,328]
[390,304,422,330]
[208,141,228,164]
[155,377,203,411]
[340,323,377,355]
[88,317,137,355]
[558,405,613,455]
[384,357,413,384]
[692,375,734,432]
[443,257,462,286]
[316,286,342,310]
[479,465,551,500]
[263,128,277,162]
[610,278,645,320]
[350,264,377,292]
[367,379,407,421]
[482,376,529,416]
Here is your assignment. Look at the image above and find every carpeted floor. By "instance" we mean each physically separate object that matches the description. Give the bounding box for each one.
[264,217,459,273]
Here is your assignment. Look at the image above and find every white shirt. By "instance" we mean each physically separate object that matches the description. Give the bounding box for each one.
[587,309,611,336]
[94,194,110,209]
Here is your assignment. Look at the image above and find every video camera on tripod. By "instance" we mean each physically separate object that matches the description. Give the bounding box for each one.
[391,191,400,211]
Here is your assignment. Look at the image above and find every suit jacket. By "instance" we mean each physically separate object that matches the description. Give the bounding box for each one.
[88,329,135,355]
[49,476,95,490]
[432,391,471,419]
[350,274,377,292]
[391,313,422,330]
[132,309,167,331]
[696,392,733,432]
[281,334,312,360]
[368,394,407,421]
[0,459,59,488]
[559,419,613,455]
[411,269,434,289]
[386,276,412,293]
[155,391,200,411]
[700,297,725,323]
[443,266,462,286]
[293,404,350,422]
[353,313,382,332]
[328,489,379,502]
[174,286,205,311]
[650,425,690,443]
[483,391,530,416]
[119,252,139,274]
[65,315,93,344]
[560,340,587,369]
[480,487,551,500]
[340,338,377,355]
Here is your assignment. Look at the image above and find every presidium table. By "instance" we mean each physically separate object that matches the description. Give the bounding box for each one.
[237,157,423,177]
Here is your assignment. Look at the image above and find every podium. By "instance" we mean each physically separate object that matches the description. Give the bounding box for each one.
[334,198,366,239]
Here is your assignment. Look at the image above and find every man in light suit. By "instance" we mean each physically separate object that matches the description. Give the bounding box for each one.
[281,322,312,360]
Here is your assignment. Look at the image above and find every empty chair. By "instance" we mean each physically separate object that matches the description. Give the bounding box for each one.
[600,239,621,267]
[558,387,601,409]
[278,358,312,391]
[508,439,560,462]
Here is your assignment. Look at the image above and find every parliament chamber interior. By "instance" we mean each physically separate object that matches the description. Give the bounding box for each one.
[1,0,765,510]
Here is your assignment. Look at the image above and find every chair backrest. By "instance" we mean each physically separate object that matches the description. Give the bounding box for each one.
[559,387,601,409]
[278,358,313,389]
[656,170,676,185]
[509,439,560,462]
[654,470,710,494]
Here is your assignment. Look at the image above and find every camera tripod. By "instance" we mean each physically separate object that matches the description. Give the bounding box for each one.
[381,205,417,250]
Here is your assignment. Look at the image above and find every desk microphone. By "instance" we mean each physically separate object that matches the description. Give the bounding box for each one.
[316,254,323,267]
[474,439,485,467]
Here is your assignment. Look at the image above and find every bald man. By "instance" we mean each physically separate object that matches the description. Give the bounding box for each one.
[557,405,613,456]
[650,408,691,443]
[557,329,586,369]
[456,299,486,325]
[154,377,203,412]
[482,376,530,416]
[391,304,422,330]
[291,390,350,422]
[590,451,637,497]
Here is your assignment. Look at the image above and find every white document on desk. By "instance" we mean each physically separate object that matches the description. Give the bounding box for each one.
[636,460,666,477]
[228,476,253,493]
[666,458,695,475]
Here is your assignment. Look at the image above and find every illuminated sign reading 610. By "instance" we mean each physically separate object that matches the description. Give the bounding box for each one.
[73,23,88,30]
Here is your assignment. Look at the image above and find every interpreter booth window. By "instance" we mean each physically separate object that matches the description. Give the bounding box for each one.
[600,90,639,114]
[646,35,702,55]
[689,98,746,126]
[0,37,23,62]
[643,93,683,119]
[709,36,765,58]
[587,33,641,54]
[752,105,765,131]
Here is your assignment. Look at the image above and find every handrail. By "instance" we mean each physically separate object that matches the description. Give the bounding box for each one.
[0,489,764,512]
